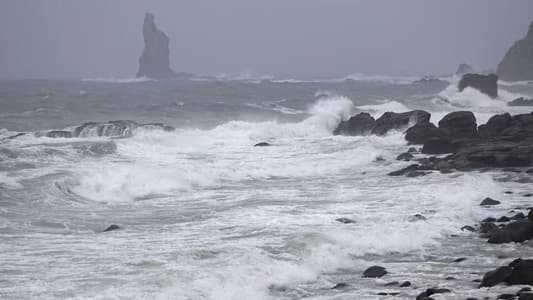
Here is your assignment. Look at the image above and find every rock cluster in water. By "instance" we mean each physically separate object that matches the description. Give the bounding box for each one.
[136,13,177,78]
[497,21,533,82]
[458,73,498,98]
[41,120,174,139]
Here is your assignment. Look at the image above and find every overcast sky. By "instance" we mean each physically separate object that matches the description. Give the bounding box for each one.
[0,0,532,79]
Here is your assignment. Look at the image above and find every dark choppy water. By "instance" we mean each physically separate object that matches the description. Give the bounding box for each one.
[0,76,532,299]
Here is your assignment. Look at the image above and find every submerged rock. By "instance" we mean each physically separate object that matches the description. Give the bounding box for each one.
[254,142,272,147]
[45,130,72,138]
[363,266,387,278]
[438,111,478,138]
[480,197,501,206]
[497,21,533,82]
[458,73,498,98]
[136,13,177,78]
[103,224,121,232]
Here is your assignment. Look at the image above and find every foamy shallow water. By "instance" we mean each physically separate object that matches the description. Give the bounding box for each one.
[1,79,533,299]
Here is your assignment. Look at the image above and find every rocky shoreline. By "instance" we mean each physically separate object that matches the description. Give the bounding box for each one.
[333,99,533,298]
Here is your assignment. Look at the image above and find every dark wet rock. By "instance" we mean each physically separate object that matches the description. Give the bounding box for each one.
[509,97,533,107]
[482,217,497,223]
[409,214,427,222]
[458,73,498,98]
[506,259,533,285]
[400,281,411,287]
[454,257,467,263]
[388,164,420,176]
[518,287,532,294]
[497,21,533,81]
[456,63,475,75]
[466,298,479,300]
[384,281,399,286]
[519,293,533,300]
[331,283,348,289]
[333,113,375,136]
[529,209,533,221]
[103,224,121,232]
[421,137,457,154]
[505,191,514,194]
[405,122,446,145]
[461,225,476,232]
[363,266,387,278]
[335,217,355,224]
[254,142,271,147]
[498,294,517,300]
[417,288,451,300]
[406,170,428,177]
[511,212,526,220]
[137,13,177,78]
[74,120,138,138]
[407,147,419,154]
[498,216,511,223]
[439,111,478,139]
[480,197,501,206]
[487,220,533,243]
[527,169,533,174]
[45,130,72,138]
[378,292,399,296]
[396,152,414,161]
[371,110,431,136]
[478,113,512,139]
[480,266,514,287]
[524,193,533,197]
[480,222,499,236]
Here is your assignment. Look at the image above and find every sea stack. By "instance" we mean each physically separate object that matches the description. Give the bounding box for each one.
[136,13,176,78]
[455,63,475,76]
[497,21,533,81]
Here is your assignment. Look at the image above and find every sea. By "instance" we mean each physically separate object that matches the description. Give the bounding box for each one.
[0,74,532,299]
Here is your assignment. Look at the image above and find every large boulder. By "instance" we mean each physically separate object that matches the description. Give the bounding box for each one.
[137,13,177,78]
[458,73,498,98]
[487,220,533,244]
[497,21,533,82]
[334,113,375,136]
[371,110,430,136]
[478,113,511,139]
[438,111,478,138]
[405,122,447,145]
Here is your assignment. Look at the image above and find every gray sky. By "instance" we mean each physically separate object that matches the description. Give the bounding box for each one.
[0,0,532,79]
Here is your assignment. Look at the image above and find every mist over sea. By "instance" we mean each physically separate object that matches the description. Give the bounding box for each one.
[1,75,533,299]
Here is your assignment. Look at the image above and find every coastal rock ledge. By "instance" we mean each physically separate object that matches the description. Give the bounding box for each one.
[136,13,177,79]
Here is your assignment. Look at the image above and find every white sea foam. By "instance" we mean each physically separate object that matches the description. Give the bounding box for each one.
[82,77,155,83]
[356,100,411,115]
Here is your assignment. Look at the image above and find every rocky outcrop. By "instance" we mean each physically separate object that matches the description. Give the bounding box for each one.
[333,112,375,135]
[497,21,533,82]
[136,13,177,78]
[458,73,498,98]
[456,63,475,75]
[438,111,478,138]
[41,120,175,139]
[334,110,430,137]
[481,259,533,287]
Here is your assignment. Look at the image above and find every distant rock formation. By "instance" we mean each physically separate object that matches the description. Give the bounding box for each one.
[509,97,533,107]
[458,73,498,98]
[497,21,533,81]
[136,13,177,78]
[455,63,475,75]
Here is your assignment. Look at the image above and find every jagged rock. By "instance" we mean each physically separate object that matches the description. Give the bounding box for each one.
[405,122,447,145]
[438,111,478,138]
[371,110,430,136]
[363,266,387,278]
[498,216,511,222]
[334,113,375,136]
[400,281,411,287]
[74,120,138,138]
[456,63,475,75]
[509,97,533,107]
[458,73,498,98]
[497,21,533,82]
[136,13,177,78]
[480,197,501,206]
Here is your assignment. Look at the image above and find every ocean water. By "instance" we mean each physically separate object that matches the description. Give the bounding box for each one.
[0,75,532,299]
